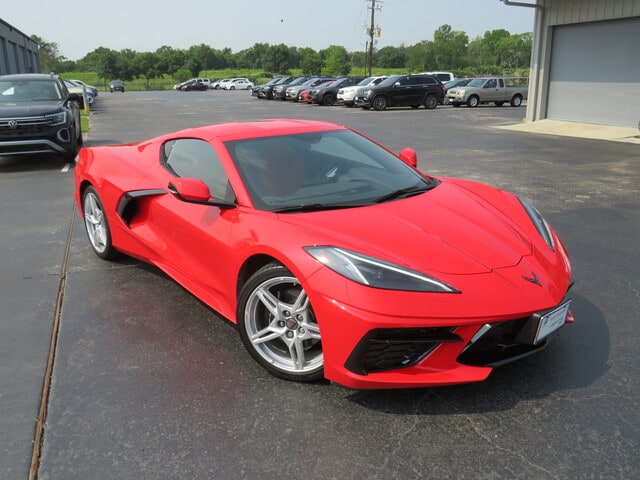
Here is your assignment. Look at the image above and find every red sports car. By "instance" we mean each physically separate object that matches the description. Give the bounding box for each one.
[74,119,574,389]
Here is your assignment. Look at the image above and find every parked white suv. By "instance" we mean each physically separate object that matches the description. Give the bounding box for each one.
[421,72,456,82]
[337,76,388,107]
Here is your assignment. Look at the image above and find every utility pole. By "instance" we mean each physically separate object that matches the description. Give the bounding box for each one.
[366,0,382,76]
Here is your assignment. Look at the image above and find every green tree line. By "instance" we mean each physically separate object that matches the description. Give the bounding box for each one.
[33,25,531,84]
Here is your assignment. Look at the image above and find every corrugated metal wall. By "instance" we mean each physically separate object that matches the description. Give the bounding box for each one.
[0,18,40,75]
[542,0,640,25]
[530,0,640,127]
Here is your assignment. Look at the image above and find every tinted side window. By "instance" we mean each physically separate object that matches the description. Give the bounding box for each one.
[485,79,497,88]
[162,138,232,201]
[396,77,411,86]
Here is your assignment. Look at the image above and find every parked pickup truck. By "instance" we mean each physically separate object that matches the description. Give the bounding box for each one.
[446,77,528,107]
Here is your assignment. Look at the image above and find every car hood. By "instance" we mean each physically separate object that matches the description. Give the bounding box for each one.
[279,181,532,275]
[0,102,64,117]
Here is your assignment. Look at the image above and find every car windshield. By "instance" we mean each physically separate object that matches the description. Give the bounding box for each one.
[356,77,374,86]
[0,80,63,102]
[467,78,487,87]
[225,129,436,212]
[377,75,403,87]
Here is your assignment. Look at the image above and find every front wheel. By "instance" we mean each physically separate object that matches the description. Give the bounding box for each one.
[510,94,523,107]
[372,95,388,111]
[82,186,119,260]
[467,95,480,108]
[322,93,336,106]
[237,263,323,382]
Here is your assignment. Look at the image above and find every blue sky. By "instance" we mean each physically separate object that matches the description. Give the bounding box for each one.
[4,0,536,61]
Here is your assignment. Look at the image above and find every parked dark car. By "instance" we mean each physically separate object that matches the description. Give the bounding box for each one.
[312,76,366,106]
[258,76,295,99]
[272,76,309,100]
[354,74,444,110]
[176,79,209,91]
[285,76,334,102]
[109,80,125,92]
[0,73,83,161]
[303,80,335,103]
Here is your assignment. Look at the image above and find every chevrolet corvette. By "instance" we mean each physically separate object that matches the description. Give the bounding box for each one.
[74,119,574,389]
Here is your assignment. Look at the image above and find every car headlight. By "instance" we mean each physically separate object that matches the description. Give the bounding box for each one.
[519,198,555,251]
[457,89,465,95]
[305,246,459,293]
[47,111,66,126]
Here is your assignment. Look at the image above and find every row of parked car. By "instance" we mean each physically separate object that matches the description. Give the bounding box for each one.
[172,77,256,91]
[250,74,447,110]
[249,73,528,110]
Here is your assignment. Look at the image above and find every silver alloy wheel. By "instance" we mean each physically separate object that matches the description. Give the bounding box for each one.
[83,191,108,254]
[243,275,323,375]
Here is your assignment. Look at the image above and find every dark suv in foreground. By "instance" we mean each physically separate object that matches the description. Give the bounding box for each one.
[354,74,444,110]
[0,73,83,161]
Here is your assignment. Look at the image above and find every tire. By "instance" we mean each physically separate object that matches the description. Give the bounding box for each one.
[494,101,504,107]
[372,95,388,111]
[510,94,523,107]
[467,95,480,108]
[322,93,336,106]
[424,93,438,110]
[410,105,420,109]
[452,102,461,107]
[230,86,235,90]
[82,186,119,260]
[237,263,323,382]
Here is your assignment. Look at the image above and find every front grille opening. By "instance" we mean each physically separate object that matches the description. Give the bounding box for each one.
[345,327,462,375]
[457,317,547,367]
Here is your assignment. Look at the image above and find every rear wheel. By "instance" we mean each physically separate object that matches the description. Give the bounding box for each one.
[237,263,323,382]
[494,101,504,107]
[424,93,438,109]
[82,186,119,260]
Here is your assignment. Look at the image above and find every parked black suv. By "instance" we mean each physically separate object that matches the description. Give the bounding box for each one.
[354,74,444,110]
[0,73,83,161]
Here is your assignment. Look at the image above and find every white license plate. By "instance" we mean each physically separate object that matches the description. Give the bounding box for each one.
[534,301,571,344]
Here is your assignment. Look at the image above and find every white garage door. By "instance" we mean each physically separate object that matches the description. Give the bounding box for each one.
[547,17,640,128]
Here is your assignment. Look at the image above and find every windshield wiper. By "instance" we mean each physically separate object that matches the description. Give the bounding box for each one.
[373,185,430,204]
[271,203,358,213]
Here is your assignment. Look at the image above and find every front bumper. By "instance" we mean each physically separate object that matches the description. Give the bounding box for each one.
[306,259,573,389]
[0,123,76,157]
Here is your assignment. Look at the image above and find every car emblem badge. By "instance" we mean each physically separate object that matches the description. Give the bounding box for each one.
[8,120,18,129]
[522,272,542,286]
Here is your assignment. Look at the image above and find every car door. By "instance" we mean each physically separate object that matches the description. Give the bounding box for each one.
[144,138,237,311]
[482,78,499,101]
[389,76,412,106]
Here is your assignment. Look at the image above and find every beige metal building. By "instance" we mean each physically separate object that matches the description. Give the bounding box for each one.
[508,0,640,128]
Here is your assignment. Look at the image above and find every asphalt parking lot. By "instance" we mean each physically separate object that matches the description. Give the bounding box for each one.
[1,90,639,480]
